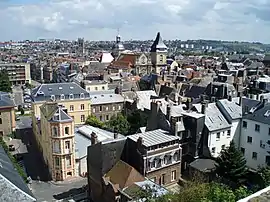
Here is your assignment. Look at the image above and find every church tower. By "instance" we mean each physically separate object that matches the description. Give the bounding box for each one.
[150,32,168,74]
[112,33,125,59]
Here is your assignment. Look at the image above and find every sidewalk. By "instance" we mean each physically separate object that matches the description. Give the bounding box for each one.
[49,176,86,186]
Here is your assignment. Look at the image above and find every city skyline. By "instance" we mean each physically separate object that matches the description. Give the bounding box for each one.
[0,0,270,43]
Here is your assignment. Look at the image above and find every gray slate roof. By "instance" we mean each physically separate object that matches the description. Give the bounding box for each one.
[31,82,90,102]
[0,92,15,108]
[0,145,36,202]
[90,93,124,105]
[128,129,179,147]
[40,103,72,123]
[217,99,242,120]
[243,102,270,125]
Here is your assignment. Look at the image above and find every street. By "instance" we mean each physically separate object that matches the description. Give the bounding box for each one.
[12,86,24,106]
[16,116,88,201]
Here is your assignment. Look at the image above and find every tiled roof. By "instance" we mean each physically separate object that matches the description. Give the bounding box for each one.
[0,92,15,108]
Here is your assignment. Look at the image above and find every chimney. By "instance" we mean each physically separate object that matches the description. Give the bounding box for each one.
[237,92,242,106]
[178,97,182,105]
[165,95,169,102]
[137,137,143,147]
[185,98,192,110]
[211,96,216,103]
[228,95,232,101]
[210,82,213,94]
[220,84,225,98]
[91,132,98,145]
[256,94,259,101]
[114,132,118,139]
[151,100,161,114]
[167,82,171,87]
[201,101,208,114]
[166,104,171,120]
[263,98,268,105]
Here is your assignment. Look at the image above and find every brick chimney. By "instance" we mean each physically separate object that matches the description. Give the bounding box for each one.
[137,137,143,148]
[201,101,208,114]
[91,132,98,145]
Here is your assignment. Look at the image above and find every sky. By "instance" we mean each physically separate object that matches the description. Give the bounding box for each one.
[0,0,270,42]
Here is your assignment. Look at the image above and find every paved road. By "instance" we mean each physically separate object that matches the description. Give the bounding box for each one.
[12,86,24,106]
[16,116,32,130]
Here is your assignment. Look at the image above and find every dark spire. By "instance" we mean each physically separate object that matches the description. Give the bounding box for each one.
[150,32,167,52]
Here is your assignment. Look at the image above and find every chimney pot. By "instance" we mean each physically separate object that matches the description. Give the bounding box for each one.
[91,132,98,145]
[114,132,118,139]
[137,137,143,146]
[228,95,232,101]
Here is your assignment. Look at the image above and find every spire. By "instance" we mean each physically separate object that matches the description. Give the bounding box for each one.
[116,28,121,43]
[151,32,167,52]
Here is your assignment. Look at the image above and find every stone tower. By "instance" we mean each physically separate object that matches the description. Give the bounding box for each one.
[150,32,168,75]
[112,34,125,59]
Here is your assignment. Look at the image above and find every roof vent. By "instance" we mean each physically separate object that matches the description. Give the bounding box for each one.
[59,87,63,90]
[110,95,112,97]
[264,110,270,117]
[48,88,52,91]
[37,91,44,95]
[94,96,97,99]
[70,86,74,89]
[101,95,104,97]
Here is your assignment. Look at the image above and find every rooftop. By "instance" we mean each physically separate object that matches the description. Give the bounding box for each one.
[90,93,124,105]
[128,129,179,147]
[0,92,15,108]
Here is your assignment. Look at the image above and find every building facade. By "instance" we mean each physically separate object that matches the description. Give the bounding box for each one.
[40,102,75,181]
[0,63,31,85]
[82,80,108,92]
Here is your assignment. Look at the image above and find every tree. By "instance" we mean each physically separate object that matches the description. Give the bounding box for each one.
[20,108,24,115]
[85,115,104,128]
[127,110,148,134]
[0,70,12,93]
[257,166,270,188]
[106,113,130,135]
[215,141,248,185]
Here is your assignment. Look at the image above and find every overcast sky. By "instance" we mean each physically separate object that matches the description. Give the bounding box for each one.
[0,0,269,42]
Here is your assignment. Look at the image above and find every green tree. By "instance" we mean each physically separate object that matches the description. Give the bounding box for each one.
[234,186,252,201]
[85,115,104,128]
[106,113,130,135]
[206,183,236,202]
[127,110,148,134]
[215,141,248,185]
[0,70,12,93]
[257,166,270,188]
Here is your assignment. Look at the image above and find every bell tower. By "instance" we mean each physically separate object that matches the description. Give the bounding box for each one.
[150,32,168,74]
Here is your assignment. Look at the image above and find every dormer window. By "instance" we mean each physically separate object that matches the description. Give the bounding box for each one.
[60,94,65,100]
[80,93,85,99]
[51,95,55,101]
[69,94,74,100]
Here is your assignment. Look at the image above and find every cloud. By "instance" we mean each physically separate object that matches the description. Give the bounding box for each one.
[0,0,270,42]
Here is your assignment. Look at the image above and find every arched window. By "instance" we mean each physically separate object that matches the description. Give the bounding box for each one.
[80,93,85,99]
[0,118,2,124]
[60,94,65,100]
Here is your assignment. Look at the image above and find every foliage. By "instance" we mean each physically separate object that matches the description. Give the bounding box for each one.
[20,108,25,115]
[0,69,12,93]
[234,186,252,201]
[257,166,270,188]
[127,110,148,134]
[25,83,34,89]
[106,113,130,135]
[85,115,104,128]
[0,137,27,182]
[215,141,248,185]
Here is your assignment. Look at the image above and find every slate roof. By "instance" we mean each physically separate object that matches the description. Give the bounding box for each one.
[217,99,242,120]
[193,102,231,131]
[243,102,270,125]
[90,93,124,105]
[128,129,179,147]
[0,92,15,108]
[31,82,90,102]
[189,158,216,173]
[0,145,36,202]
[40,102,72,123]
[150,32,167,52]
[184,85,206,99]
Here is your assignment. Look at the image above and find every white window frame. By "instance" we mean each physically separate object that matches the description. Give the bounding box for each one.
[69,94,74,100]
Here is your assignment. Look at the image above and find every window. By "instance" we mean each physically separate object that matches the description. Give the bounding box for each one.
[211,147,216,153]
[160,174,165,185]
[266,156,270,166]
[100,116,102,121]
[106,115,109,121]
[159,55,163,62]
[252,152,257,160]
[93,108,96,113]
[0,118,2,124]
[60,94,65,100]
[255,124,260,132]
[55,157,60,166]
[51,95,55,101]
[173,153,178,161]
[81,104,85,110]
[65,141,70,149]
[99,106,102,112]
[81,115,85,122]
[106,107,109,111]
[53,127,58,137]
[216,132,220,140]
[66,156,72,168]
[87,87,90,91]
[221,145,225,150]
[80,93,85,99]
[69,105,74,111]
[243,121,247,128]
[69,94,74,100]
[171,170,176,181]
[227,130,231,137]
[64,127,69,135]
[102,86,105,90]
[112,106,115,111]
[241,147,245,154]
[118,105,121,110]
[95,87,98,91]
[247,136,252,143]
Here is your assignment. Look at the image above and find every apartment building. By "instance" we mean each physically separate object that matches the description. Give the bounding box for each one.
[39,102,75,181]
[31,83,91,149]
[90,93,124,122]
[240,98,270,170]
[126,129,181,187]
[0,92,16,136]
[82,80,108,92]
[0,63,31,85]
